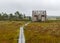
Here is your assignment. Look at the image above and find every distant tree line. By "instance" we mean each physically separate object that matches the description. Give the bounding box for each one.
[0,11,31,21]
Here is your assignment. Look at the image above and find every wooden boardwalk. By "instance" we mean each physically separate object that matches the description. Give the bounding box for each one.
[18,22,30,43]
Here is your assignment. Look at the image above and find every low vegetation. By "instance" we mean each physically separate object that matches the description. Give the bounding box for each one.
[0,21,25,43]
[24,20,60,43]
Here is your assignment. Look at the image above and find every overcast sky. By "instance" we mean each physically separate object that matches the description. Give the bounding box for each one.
[0,0,60,16]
